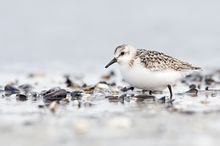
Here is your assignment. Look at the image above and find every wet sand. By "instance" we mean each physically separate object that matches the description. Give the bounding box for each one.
[0,69,220,146]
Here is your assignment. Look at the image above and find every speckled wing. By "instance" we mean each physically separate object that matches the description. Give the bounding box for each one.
[136,49,200,71]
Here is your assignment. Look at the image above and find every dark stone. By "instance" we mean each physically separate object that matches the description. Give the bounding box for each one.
[110,82,116,86]
[135,95,155,100]
[81,84,87,88]
[158,96,166,104]
[71,91,82,100]
[106,96,119,102]
[43,88,67,102]
[4,85,20,96]
[119,94,127,104]
[189,84,197,89]
[98,81,116,87]
[83,86,95,93]
[38,105,45,108]
[64,75,73,87]
[185,88,198,97]
[205,78,215,85]
[180,110,195,115]
[121,87,134,92]
[18,84,32,93]
[31,92,38,98]
[16,94,28,101]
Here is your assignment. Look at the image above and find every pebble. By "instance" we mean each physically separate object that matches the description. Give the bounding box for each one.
[43,88,67,102]
[83,86,95,94]
[185,88,198,97]
[49,101,57,113]
[119,94,127,104]
[205,78,215,85]
[4,85,20,96]
[18,84,32,93]
[121,87,134,92]
[64,75,73,87]
[16,94,28,101]
[64,75,81,88]
[158,96,166,103]
[135,95,155,100]
[95,83,110,90]
[71,91,82,100]
[38,105,45,108]
[106,96,120,102]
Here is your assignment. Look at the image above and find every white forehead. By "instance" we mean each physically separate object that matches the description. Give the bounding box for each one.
[114,44,134,54]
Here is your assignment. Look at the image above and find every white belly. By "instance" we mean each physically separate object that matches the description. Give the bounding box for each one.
[119,64,184,90]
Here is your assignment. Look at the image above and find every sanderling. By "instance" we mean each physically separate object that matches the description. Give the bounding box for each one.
[105,44,201,99]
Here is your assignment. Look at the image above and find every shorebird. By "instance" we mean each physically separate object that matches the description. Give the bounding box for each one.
[105,44,201,100]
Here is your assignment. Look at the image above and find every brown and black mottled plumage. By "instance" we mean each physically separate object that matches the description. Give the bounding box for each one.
[135,49,201,71]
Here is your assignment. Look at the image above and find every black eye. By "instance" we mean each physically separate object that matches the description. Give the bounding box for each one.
[120,52,125,56]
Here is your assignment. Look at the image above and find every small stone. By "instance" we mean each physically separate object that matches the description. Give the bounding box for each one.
[64,75,81,88]
[81,84,87,88]
[205,78,215,85]
[30,92,39,101]
[135,95,155,100]
[101,74,111,80]
[119,94,127,104]
[158,96,166,103]
[185,88,198,97]
[43,88,67,102]
[64,75,73,87]
[18,84,32,93]
[38,105,45,108]
[16,94,28,101]
[83,86,95,94]
[106,96,119,102]
[121,87,134,92]
[4,85,20,96]
[49,101,57,113]
[96,83,110,90]
[189,84,197,89]
[180,110,195,115]
[71,91,82,100]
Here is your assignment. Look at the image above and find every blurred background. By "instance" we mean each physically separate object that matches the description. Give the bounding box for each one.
[0,0,220,70]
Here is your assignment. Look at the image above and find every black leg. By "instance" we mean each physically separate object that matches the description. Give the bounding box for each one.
[167,85,173,100]
[149,90,152,95]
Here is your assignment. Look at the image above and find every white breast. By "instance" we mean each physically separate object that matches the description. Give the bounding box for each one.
[119,61,184,90]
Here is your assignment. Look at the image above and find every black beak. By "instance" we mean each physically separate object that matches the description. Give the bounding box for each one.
[105,58,117,68]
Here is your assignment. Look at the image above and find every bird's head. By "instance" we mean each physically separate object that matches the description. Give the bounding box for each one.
[105,44,136,68]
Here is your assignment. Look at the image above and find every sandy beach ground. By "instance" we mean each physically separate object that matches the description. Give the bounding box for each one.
[0,67,220,146]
